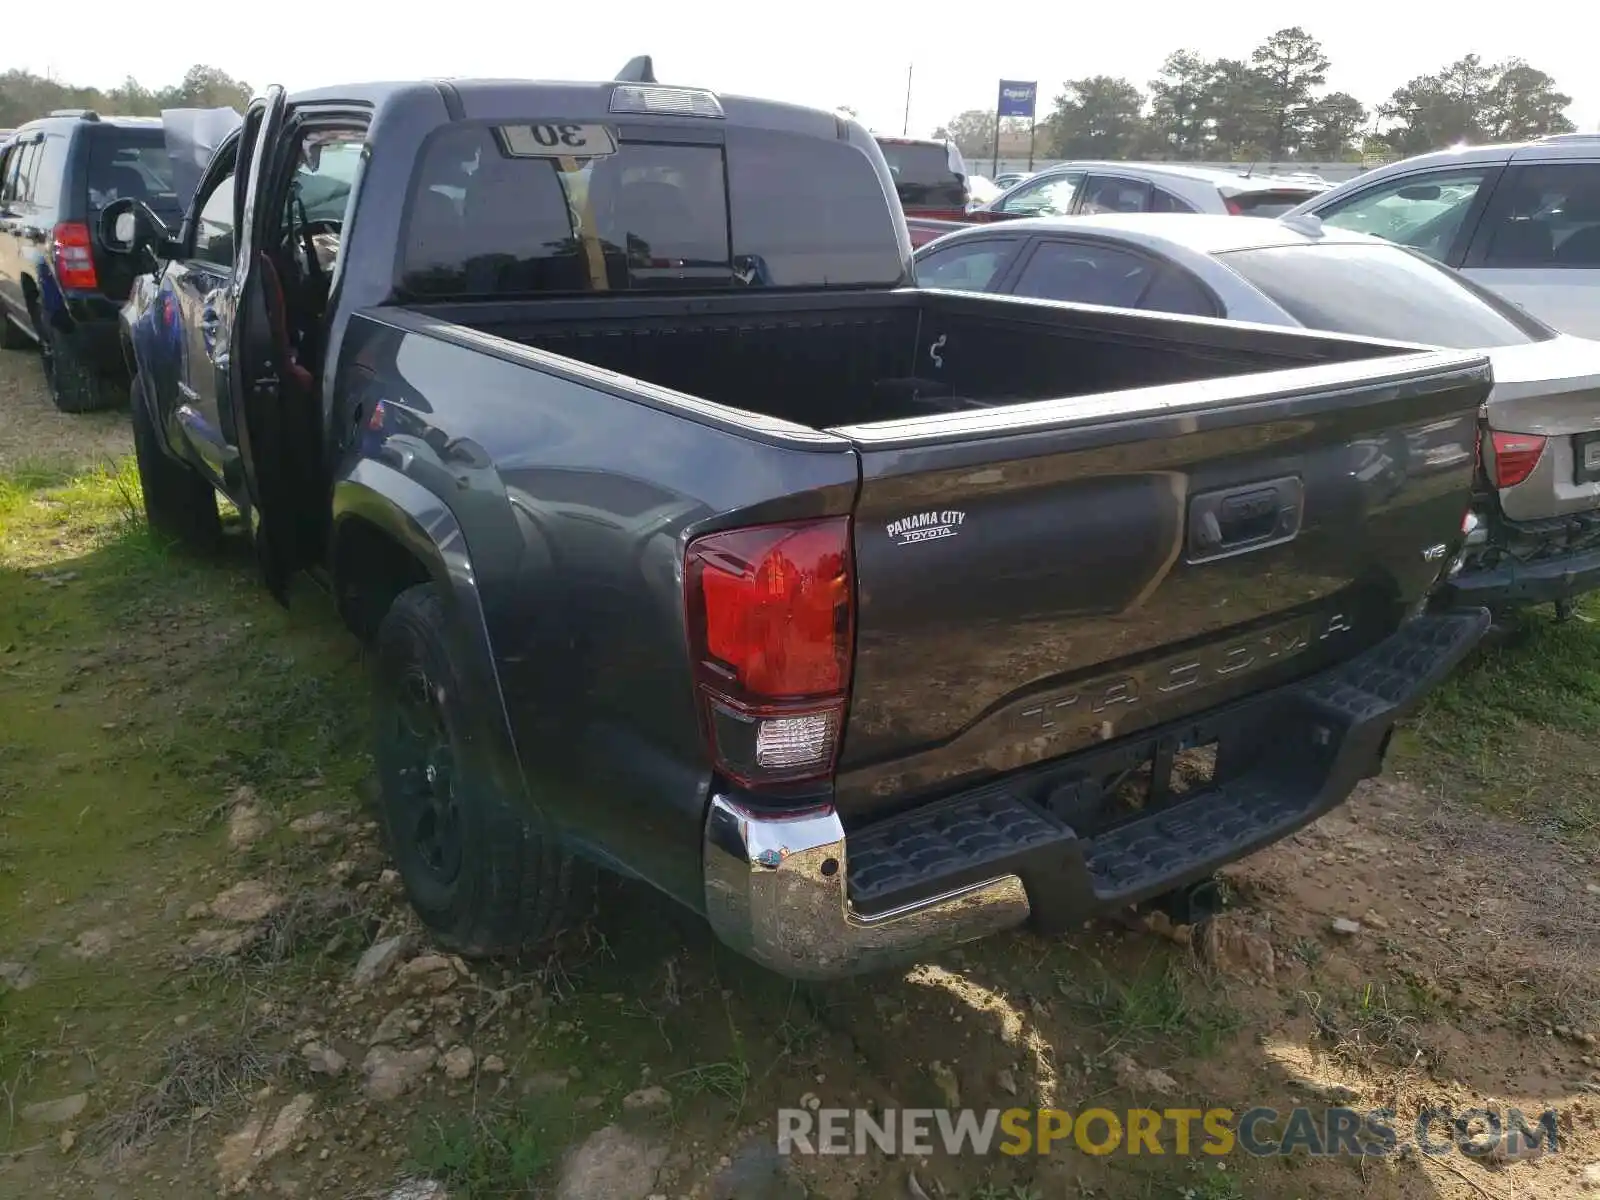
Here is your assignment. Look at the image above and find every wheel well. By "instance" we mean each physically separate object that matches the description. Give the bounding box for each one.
[332,516,434,644]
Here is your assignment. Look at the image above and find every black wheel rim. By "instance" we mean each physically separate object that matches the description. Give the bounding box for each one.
[387,664,463,888]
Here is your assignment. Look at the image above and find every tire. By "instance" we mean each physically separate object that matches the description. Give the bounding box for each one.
[373,583,592,956]
[129,373,222,551]
[0,311,29,351]
[40,321,114,413]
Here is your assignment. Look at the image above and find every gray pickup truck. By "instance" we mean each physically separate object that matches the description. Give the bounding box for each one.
[107,63,1491,980]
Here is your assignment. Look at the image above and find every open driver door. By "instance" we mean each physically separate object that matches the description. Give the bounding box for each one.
[222,84,324,604]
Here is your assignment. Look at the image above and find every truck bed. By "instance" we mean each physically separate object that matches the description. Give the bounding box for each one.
[368,293,1487,848]
[415,288,1404,431]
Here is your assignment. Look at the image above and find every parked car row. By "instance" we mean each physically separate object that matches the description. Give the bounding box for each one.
[87,68,1497,981]
[914,212,1600,619]
[1283,134,1600,340]
[901,132,1600,622]
[885,131,1600,344]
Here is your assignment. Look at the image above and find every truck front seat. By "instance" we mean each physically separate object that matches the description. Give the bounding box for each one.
[256,253,316,391]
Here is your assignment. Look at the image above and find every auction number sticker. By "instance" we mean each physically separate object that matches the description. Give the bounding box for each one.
[496,123,618,158]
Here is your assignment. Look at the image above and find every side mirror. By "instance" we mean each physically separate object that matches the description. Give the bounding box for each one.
[98,197,179,261]
[99,199,139,253]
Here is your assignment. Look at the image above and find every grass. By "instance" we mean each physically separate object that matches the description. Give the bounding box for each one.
[1056,960,1240,1059]
[4,452,1599,1198]
[0,458,368,1156]
[83,1029,288,1159]
[1394,596,1600,840]
[1301,983,1431,1074]
[1174,1162,1248,1200]
[967,1184,1044,1200]
[408,1101,565,1199]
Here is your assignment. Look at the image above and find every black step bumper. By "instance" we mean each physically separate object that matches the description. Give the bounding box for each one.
[1436,544,1600,610]
[702,610,1488,980]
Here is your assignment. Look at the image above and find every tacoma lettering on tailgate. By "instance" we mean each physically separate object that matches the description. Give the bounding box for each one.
[1016,610,1354,736]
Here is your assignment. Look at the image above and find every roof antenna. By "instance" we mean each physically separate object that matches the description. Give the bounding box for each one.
[615,56,657,84]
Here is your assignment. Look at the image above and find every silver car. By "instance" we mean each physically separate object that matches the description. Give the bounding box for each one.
[1285,134,1600,339]
[976,162,1328,221]
[914,212,1600,615]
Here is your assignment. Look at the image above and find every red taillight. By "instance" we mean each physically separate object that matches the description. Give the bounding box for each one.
[1490,430,1547,488]
[51,223,98,290]
[685,517,854,785]
[1223,197,1243,215]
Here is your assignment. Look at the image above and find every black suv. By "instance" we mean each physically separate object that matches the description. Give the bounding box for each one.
[0,110,181,411]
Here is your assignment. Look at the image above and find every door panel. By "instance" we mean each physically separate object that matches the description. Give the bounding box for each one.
[1459,161,1600,339]
[173,165,245,487]
[1457,268,1600,338]
[219,85,304,599]
[167,259,236,485]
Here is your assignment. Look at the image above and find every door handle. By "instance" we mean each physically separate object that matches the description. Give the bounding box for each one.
[1187,476,1304,563]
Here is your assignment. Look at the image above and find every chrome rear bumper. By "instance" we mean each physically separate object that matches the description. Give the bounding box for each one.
[701,611,1490,982]
[702,796,1030,981]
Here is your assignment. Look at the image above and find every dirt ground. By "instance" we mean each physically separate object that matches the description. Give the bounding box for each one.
[0,352,131,474]
[1,347,1598,1200]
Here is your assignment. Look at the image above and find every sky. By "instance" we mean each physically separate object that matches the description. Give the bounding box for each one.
[15,3,1598,138]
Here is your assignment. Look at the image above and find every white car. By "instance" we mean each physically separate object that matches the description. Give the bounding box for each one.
[965,175,1003,207]
[1285,134,1600,338]
[975,162,1328,221]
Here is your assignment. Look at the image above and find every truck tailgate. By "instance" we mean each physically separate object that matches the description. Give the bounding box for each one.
[831,351,1491,819]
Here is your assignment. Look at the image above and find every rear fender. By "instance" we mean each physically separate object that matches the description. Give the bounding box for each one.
[332,458,536,824]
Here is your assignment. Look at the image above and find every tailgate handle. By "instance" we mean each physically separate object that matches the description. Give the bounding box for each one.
[1187,476,1304,563]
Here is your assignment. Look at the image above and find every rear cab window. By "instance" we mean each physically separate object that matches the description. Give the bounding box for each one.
[400,122,904,297]
[874,138,968,209]
[1220,242,1553,348]
[88,126,181,222]
[1223,188,1321,218]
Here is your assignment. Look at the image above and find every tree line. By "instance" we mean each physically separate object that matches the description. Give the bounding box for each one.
[933,29,1577,165]
[0,65,252,128]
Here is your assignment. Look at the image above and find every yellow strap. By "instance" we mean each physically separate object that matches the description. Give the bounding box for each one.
[560,155,609,292]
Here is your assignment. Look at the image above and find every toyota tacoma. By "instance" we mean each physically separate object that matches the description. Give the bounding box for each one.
[107,61,1491,980]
